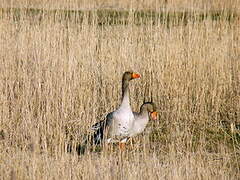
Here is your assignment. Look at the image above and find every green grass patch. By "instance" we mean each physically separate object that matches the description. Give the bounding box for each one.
[0,7,238,26]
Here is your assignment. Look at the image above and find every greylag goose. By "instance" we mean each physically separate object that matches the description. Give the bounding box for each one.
[68,101,157,154]
[128,102,157,138]
[91,101,157,150]
[91,71,141,149]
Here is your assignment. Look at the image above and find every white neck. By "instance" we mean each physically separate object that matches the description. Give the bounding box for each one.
[119,89,131,110]
[138,111,149,124]
[119,78,131,110]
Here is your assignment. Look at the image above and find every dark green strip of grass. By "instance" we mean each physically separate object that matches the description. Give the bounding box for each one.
[0,7,238,26]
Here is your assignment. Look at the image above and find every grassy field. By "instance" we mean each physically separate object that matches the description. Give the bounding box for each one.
[1,0,240,11]
[0,1,240,180]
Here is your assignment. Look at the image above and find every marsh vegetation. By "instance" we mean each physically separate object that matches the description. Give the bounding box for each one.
[0,0,240,179]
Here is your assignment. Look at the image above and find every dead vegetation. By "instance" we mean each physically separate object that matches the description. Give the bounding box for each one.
[0,1,240,179]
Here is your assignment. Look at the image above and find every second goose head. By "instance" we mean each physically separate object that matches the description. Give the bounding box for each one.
[140,102,158,120]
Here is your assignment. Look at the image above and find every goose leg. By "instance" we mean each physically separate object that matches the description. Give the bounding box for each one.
[119,142,125,151]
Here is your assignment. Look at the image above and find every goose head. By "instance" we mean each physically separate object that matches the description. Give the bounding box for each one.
[140,102,158,120]
[122,71,141,82]
[121,71,141,97]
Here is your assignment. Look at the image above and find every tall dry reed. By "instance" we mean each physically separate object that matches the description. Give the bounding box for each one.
[0,2,239,179]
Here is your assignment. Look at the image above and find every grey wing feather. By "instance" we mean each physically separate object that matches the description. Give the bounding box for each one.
[133,112,139,117]
[91,112,113,145]
[91,120,105,130]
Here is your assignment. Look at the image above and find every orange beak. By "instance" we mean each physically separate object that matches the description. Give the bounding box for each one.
[151,111,158,120]
[131,73,141,79]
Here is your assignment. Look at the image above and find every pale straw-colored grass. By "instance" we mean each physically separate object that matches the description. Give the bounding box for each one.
[0,2,239,179]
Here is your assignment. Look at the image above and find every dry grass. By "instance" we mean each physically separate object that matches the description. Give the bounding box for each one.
[0,1,240,180]
[1,0,240,11]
